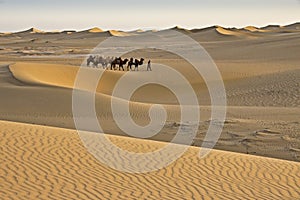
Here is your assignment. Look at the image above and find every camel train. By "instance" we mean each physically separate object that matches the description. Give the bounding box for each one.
[86,55,146,71]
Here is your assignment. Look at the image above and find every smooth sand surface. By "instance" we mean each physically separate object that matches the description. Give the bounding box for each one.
[1,120,299,200]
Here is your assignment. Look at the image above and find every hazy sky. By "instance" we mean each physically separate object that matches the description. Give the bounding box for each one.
[0,0,299,32]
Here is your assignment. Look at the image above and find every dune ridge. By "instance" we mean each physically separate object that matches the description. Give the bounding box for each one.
[88,27,104,33]
[108,30,133,37]
[27,28,44,34]
[2,22,299,38]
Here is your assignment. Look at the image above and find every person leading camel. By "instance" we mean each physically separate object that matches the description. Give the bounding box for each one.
[147,60,152,71]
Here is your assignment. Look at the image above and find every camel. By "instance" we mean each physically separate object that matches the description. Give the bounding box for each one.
[104,57,114,69]
[127,58,134,71]
[127,58,144,71]
[110,57,129,71]
[95,56,112,69]
[86,56,114,69]
[87,55,96,67]
[87,56,144,71]
[133,58,144,71]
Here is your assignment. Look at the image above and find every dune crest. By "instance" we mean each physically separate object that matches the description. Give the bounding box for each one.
[88,27,104,33]
[170,25,192,34]
[21,27,45,34]
[9,62,78,88]
[244,26,259,32]
[108,30,132,37]
[216,26,239,35]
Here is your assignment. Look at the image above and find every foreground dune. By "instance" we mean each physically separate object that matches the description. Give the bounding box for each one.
[1,120,299,200]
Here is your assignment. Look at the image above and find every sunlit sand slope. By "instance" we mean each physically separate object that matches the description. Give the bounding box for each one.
[1,120,299,200]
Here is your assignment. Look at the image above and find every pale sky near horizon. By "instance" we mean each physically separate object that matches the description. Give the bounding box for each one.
[0,0,299,32]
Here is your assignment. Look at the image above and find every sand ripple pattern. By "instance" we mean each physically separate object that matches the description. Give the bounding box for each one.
[1,120,299,200]
[226,69,300,107]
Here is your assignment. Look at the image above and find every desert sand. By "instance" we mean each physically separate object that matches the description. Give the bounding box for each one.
[0,23,299,199]
[1,120,300,199]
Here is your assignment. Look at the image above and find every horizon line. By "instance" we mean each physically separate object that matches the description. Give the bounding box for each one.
[1,21,299,33]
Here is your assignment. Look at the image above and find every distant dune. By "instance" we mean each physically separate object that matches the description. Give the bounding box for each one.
[88,27,104,33]
[16,27,45,34]
[244,26,260,32]
[108,30,133,36]
[3,23,299,38]
[215,26,243,36]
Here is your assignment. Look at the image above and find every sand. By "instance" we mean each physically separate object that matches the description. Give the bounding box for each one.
[88,27,104,33]
[0,23,299,199]
[1,120,299,200]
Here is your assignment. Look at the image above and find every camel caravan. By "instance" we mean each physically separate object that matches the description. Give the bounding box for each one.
[86,55,151,71]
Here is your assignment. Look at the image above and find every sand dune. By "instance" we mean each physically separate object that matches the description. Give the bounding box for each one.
[190,24,300,42]
[284,22,300,30]
[9,62,78,88]
[76,29,133,37]
[108,30,133,37]
[215,26,244,36]
[243,26,260,32]
[88,27,104,33]
[189,26,240,41]
[4,23,300,39]
[27,28,44,34]
[128,29,145,33]
[170,26,192,34]
[261,25,283,31]
[215,26,261,38]
[16,28,45,34]
[1,62,299,162]
[9,61,300,107]
[0,23,300,199]
[8,62,202,103]
[10,61,298,108]
[1,120,299,200]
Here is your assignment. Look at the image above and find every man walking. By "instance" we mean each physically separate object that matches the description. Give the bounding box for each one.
[147,60,152,71]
